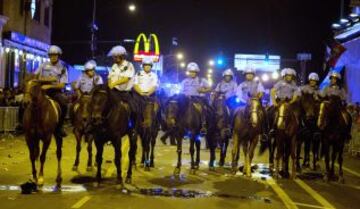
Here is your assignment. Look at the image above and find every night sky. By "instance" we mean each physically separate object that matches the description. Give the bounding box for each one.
[52,0,350,72]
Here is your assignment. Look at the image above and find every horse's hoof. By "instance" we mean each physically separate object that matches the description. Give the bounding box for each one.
[150,162,155,168]
[190,169,196,175]
[194,165,200,170]
[53,185,61,192]
[93,182,100,188]
[125,177,132,184]
[323,175,329,183]
[37,177,44,187]
[72,166,78,171]
[116,183,125,191]
[338,176,345,184]
[144,166,150,172]
[174,168,181,176]
[209,166,215,171]
[86,166,93,172]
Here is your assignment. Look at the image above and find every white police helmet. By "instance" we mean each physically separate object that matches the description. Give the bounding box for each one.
[48,45,62,55]
[329,71,341,79]
[187,62,200,72]
[223,69,234,77]
[142,56,154,66]
[84,60,97,71]
[244,68,256,74]
[308,72,319,81]
[107,45,127,57]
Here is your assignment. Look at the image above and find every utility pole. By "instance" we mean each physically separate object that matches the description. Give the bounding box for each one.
[90,0,98,59]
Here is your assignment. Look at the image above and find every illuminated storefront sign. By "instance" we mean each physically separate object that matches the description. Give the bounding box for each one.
[133,33,160,62]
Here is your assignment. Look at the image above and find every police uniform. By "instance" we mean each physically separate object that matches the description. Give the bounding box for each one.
[300,84,320,100]
[321,85,347,101]
[180,77,210,97]
[273,80,300,101]
[75,73,103,94]
[108,60,138,125]
[236,80,265,102]
[34,61,68,129]
[214,80,237,99]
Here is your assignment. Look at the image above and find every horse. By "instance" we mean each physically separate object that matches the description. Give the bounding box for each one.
[212,93,231,166]
[23,78,63,189]
[71,94,94,172]
[273,100,299,179]
[136,95,160,170]
[231,98,263,177]
[317,96,351,183]
[297,92,321,171]
[165,95,216,175]
[88,86,136,188]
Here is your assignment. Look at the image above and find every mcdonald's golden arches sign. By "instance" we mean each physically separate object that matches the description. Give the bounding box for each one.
[133,33,160,62]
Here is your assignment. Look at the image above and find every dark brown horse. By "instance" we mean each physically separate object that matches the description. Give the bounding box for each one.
[317,96,351,183]
[212,94,231,166]
[137,96,160,170]
[89,86,136,188]
[274,100,299,179]
[231,98,263,177]
[23,79,63,189]
[72,94,94,172]
[165,95,216,175]
[297,92,321,171]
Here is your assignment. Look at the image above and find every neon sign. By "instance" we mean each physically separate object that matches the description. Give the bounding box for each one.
[133,33,160,62]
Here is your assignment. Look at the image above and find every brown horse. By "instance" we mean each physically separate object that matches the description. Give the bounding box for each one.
[72,94,94,172]
[274,100,299,179]
[137,96,160,170]
[317,96,351,183]
[297,92,321,171]
[231,98,263,177]
[89,86,136,188]
[23,79,63,189]
[212,94,231,166]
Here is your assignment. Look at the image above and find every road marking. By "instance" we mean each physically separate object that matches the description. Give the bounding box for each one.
[266,178,299,209]
[294,202,333,209]
[71,196,91,209]
[294,179,335,209]
[335,164,360,178]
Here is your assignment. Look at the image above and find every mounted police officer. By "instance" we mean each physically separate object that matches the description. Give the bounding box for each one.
[300,72,320,99]
[34,45,68,136]
[271,68,300,106]
[75,60,103,97]
[320,71,351,140]
[180,62,212,135]
[133,56,160,119]
[214,69,237,101]
[107,45,138,129]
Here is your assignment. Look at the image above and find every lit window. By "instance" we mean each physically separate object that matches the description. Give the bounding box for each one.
[31,0,36,19]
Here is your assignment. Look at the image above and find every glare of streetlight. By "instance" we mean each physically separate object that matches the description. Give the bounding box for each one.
[262,74,269,82]
[180,62,186,68]
[128,4,136,12]
[272,71,279,80]
[254,76,259,81]
[208,68,213,74]
[176,53,184,60]
[208,60,215,66]
[207,74,212,78]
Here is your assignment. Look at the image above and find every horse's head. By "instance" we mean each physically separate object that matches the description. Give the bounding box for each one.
[249,98,261,128]
[165,99,179,128]
[90,86,109,126]
[317,100,331,130]
[276,100,292,130]
[23,79,44,106]
[214,94,227,116]
[78,94,92,124]
[317,96,342,131]
[300,93,319,123]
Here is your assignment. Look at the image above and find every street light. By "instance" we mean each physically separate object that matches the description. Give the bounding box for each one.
[208,68,213,74]
[261,74,269,82]
[271,71,279,80]
[176,53,184,60]
[128,3,136,12]
[208,60,215,66]
[180,62,186,68]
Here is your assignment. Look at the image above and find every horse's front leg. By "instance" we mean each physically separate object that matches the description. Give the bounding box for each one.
[73,129,82,171]
[247,135,260,177]
[94,139,104,186]
[295,135,302,173]
[54,134,63,190]
[38,136,51,187]
[113,137,124,190]
[338,142,345,184]
[189,135,196,174]
[231,132,240,174]
[323,142,330,182]
[207,134,216,170]
[290,135,297,180]
[195,136,201,170]
[86,134,93,171]
[26,137,38,184]
[174,135,183,176]
[150,132,157,168]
